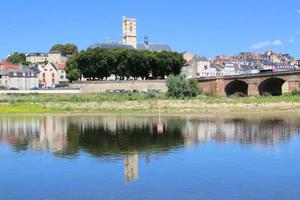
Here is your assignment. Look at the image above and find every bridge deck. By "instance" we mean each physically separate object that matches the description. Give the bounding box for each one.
[196,70,300,81]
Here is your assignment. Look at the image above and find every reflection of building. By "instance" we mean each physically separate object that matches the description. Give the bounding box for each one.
[124,153,139,182]
[0,116,68,153]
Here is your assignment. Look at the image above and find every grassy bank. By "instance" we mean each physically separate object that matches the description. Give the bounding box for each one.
[1,93,300,114]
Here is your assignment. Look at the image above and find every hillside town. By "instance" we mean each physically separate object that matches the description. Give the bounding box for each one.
[0,51,68,90]
[182,50,300,79]
[0,16,299,90]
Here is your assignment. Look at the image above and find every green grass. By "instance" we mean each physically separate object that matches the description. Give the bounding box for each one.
[0,104,61,114]
[1,93,300,104]
[0,93,167,103]
[1,93,300,114]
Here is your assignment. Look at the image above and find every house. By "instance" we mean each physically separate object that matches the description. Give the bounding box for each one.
[183,52,194,64]
[0,67,38,90]
[181,55,216,78]
[26,52,68,65]
[47,51,68,64]
[38,63,67,88]
[26,53,48,64]
[56,63,68,82]
[38,63,59,88]
[0,60,21,71]
[220,62,239,76]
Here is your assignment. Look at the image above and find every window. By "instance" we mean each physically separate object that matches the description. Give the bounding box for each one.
[52,73,55,78]
[52,79,55,83]
[43,73,45,78]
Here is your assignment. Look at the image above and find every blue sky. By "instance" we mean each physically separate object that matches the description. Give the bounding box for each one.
[0,0,299,59]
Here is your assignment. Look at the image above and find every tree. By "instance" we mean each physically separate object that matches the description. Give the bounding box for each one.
[166,75,201,98]
[66,59,81,82]
[66,48,184,81]
[7,52,26,64]
[50,44,78,56]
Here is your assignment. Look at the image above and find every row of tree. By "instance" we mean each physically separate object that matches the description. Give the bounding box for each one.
[66,48,184,81]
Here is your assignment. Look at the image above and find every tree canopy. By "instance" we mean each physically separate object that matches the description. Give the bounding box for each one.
[6,52,27,64]
[50,44,78,56]
[66,48,184,81]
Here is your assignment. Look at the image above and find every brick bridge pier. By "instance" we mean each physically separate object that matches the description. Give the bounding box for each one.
[197,70,300,96]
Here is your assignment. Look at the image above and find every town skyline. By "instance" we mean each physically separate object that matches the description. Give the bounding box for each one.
[0,0,299,59]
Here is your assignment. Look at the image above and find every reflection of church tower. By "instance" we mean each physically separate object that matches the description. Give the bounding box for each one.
[122,16,137,49]
[124,153,139,182]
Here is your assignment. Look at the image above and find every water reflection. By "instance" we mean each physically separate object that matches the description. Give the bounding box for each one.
[1,115,300,182]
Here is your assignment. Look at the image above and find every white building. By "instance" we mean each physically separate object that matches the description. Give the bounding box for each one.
[181,55,216,78]
[0,68,38,90]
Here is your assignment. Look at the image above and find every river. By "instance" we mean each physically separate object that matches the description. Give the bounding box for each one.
[0,114,300,200]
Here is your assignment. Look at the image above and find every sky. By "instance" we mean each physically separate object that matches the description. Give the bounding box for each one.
[0,0,299,59]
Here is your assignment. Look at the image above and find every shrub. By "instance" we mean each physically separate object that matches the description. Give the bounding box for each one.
[55,82,69,88]
[291,90,300,96]
[166,75,201,98]
[147,90,157,99]
[0,85,7,90]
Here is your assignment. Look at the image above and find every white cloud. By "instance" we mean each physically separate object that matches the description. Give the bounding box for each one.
[250,39,283,50]
[297,9,300,13]
[288,38,295,43]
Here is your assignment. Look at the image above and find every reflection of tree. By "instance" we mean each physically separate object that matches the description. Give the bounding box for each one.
[64,121,184,157]
[1,116,300,157]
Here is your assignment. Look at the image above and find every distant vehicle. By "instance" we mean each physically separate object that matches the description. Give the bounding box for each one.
[9,87,19,90]
[259,69,273,73]
[30,87,39,90]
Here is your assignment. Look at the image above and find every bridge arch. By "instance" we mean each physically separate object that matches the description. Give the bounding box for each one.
[225,80,248,96]
[258,78,286,96]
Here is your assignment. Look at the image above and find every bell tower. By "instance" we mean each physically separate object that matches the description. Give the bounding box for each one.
[122,16,137,49]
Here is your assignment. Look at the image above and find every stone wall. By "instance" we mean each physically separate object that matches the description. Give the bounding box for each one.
[70,80,168,93]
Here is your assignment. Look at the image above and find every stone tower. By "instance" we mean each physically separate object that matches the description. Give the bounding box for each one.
[122,16,137,49]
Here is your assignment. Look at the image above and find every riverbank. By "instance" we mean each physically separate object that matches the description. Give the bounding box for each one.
[1,93,300,114]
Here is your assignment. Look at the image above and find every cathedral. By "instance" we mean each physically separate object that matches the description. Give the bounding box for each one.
[90,16,171,52]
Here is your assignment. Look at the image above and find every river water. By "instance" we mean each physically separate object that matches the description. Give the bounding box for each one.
[0,114,299,200]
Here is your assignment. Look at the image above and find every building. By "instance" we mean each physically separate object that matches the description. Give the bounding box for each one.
[183,52,194,64]
[90,16,171,52]
[122,16,137,49]
[57,63,68,82]
[38,63,59,88]
[0,60,20,71]
[181,54,216,78]
[47,51,68,64]
[26,53,48,64]
[26,52,68,65]
[0,67,38,90]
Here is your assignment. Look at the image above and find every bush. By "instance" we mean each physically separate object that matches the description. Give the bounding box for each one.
[0,85,7,90]
[291,90,300,96]
[55,82,70,88]
[166,75,201,98]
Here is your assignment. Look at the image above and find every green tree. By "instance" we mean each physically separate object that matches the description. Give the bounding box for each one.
[66,59,81,82]
[50,44,78,56]
[166,75,201,98]
[66,48,184,81]
[7,52,27,64]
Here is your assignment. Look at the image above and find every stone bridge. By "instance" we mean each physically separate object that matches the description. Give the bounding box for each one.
[197,70,300,96]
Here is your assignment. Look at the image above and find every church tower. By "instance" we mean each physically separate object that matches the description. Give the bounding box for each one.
[122,16,137,49]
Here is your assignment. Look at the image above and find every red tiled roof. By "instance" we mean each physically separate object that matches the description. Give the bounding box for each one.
[56,63,66,70]
[0,61,20,70]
